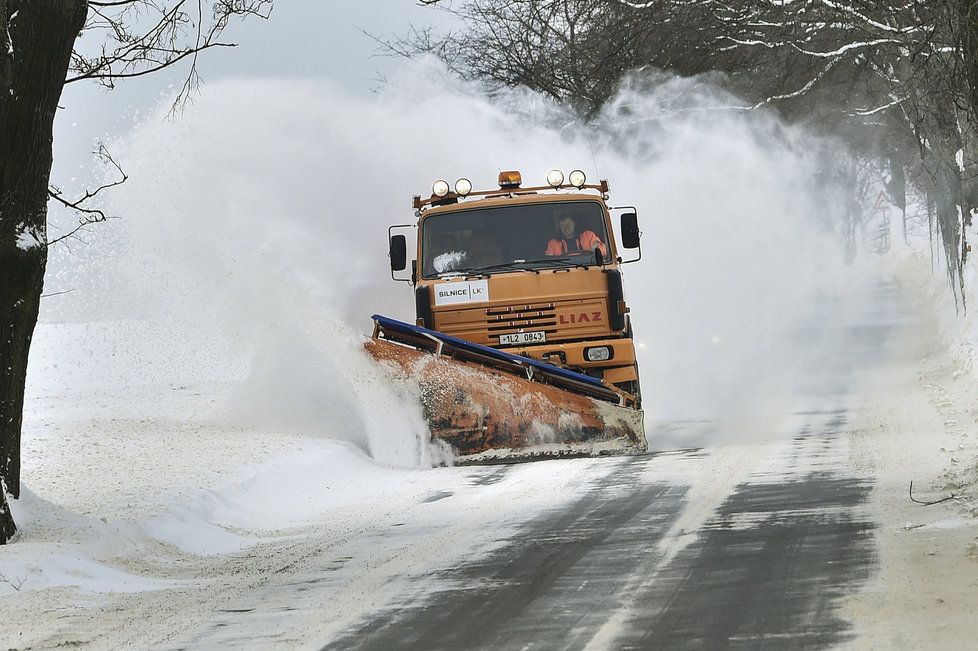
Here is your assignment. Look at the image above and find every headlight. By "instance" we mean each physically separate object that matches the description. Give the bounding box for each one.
[432,179,450,197]
[568,169,587,188]
[455,178,472,196]
[585,346,612,362]
[546,169,564,187]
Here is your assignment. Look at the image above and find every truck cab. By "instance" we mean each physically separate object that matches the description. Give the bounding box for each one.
[389,170,642,406]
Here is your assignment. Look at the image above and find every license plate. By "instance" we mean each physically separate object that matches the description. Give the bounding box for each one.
[499,331,546,345]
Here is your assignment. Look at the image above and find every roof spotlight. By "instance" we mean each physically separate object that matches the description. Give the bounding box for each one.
[546,169,564,188]
[432,179,450,197]
[568,169,587,188]
[454,178,473,196]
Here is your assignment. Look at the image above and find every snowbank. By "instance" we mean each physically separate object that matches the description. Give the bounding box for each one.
[4,314,443,597]
[877,248,978,509]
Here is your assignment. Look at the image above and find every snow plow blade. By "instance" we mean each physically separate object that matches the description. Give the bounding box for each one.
[365,315,647,463]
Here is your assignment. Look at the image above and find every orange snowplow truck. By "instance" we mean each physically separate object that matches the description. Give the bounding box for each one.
[369,169,646,462]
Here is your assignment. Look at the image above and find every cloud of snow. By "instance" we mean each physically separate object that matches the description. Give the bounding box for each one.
[41,58,865,454]
[583,73,867,441]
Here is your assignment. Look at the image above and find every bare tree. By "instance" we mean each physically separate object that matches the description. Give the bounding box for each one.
[0,0,270,544]
[393,0,735,116]
[712,1,976,299]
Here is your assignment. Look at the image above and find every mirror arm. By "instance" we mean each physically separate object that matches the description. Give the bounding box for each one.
[620,245,642,264]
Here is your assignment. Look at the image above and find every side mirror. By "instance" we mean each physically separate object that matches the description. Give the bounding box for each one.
[620,212,640,249]
[389,234,407,271]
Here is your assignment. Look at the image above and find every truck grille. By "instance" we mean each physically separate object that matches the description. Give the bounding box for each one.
[433,298,609,346]
[485,302,557,333]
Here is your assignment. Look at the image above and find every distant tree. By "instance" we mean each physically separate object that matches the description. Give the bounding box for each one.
[0,0,270,544]
[710,0,978,300]
[396,0,730,116]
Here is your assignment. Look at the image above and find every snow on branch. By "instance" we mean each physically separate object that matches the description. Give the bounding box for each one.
[853,94,909,117]
[790,37,903,58]
[815,0,923,35]
[750,56,843,109]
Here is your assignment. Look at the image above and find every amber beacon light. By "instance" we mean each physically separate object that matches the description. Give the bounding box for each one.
[498,170,522,188]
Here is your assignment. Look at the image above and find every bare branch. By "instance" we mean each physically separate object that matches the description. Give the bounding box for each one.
[0,572,25,592]
[68,1,273,109]
[47,144,128,247]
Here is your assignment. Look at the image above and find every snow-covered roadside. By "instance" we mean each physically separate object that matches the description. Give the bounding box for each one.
[1,320,430,596]
[843,251,978,647]
[0,319,639,647]
[903,248,978,506]
[4,369,400,597]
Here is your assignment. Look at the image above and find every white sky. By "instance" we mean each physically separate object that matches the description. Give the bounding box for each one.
[52,0,457,191]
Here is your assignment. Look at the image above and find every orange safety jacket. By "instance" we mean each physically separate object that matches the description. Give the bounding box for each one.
[545,230,608,257]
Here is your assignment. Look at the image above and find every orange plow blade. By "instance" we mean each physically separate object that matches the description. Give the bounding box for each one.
[364,318,647,463]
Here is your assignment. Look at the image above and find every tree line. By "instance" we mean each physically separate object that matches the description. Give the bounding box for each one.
[409,0,978,297]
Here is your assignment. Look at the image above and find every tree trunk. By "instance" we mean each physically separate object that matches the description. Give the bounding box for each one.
[0,0,87,542]
[0,244,45,500]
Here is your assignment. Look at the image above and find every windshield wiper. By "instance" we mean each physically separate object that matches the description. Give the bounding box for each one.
[451,256,582,276]
[437,255,594,277]
[448,261,529,275]
[516,256,580,268]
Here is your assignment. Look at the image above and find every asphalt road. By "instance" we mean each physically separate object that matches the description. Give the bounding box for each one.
[326,283,899,650]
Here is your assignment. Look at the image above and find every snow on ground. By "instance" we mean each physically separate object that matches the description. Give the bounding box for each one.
[1,316,644,646]
[3,318,428,594]
[3,367,638,646]
[892,250,978,506]
[839,250,978,648]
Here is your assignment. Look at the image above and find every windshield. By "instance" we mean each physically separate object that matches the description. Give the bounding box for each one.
[421,201,611,278]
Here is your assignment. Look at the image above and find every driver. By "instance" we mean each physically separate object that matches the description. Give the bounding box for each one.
[545,211,607,257]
